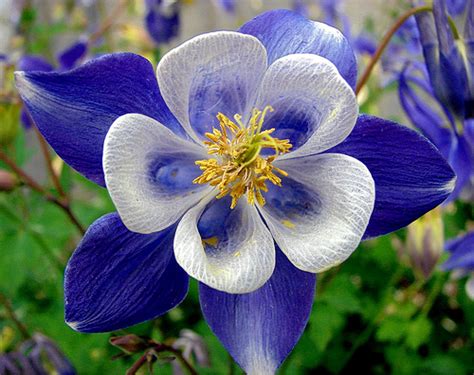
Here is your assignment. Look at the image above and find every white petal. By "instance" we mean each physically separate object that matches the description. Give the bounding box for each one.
[174,196,275,293]
[253,54,358,158]
[157,31,267,143]
[259,153,375,273]
[103,113,211,234]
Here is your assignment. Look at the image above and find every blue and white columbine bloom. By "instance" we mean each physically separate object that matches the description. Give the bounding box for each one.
[15,10,455,374]
[399,0,473,200]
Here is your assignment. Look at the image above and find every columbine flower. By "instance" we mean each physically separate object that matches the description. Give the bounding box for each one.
[144,0,236,45]
[0,333,76,375]
[15,9,454,374]
[413,0,473,120]
[441,231,474,299]
[144,0,180,44]
[399,0,473,200]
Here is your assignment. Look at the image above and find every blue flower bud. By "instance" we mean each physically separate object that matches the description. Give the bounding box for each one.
[415,0,473,120]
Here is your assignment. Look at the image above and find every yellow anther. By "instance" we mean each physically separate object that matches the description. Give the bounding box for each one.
[193,106,292,208]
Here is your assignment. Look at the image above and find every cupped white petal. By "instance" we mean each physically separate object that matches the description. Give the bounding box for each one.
[259,153,375,273]
[174,195,275,293]
[253,54,358,158]
[103,113,211,234]
[157,31,267,143]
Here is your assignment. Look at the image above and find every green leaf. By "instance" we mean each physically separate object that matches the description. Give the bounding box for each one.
[318,273,362,314]
[405,316,432,350]
[376,317,408,343]
[309,303,345,352]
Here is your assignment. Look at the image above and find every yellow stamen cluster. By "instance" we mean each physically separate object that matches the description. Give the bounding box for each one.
[193,106,292,209]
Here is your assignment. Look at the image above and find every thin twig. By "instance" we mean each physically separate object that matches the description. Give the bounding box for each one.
[160,344,199,375]
[355,5,432,96]
[32,125,67,199]
[0,292,30,340]
[126,353,148,375]
[0,149,85,235]
[125,343,199,375]
[88,0,129,45]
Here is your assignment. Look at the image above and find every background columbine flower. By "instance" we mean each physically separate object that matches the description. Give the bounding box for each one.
[413,0,472,120]
[15,9,455,374]
[441,231,474,299]
[399,0,473,200]
[144,0,236,45]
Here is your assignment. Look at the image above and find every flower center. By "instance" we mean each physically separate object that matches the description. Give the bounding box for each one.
[193,106,292,209]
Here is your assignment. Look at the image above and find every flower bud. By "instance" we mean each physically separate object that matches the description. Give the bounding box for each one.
[0,169,18,191]
[109,334,149,354]
[405,207,444,279]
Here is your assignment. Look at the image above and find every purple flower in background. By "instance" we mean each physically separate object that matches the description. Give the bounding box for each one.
[15,9,454,373]
[215,0,236,13]
[313,0,377,56]
[414,0,473,120]
[144,0,180,44]
[145,0,236,45]
[399,0,473,200]
[0,333,75,375]
[17,39,88,128]
[442,231,474,299]
[381,15,421,78]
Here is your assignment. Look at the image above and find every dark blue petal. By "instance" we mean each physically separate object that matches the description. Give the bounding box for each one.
[239,9,357,89]
[442,231,474,270]
[199,249,316,374]
[328,115,455,239]
[465,0,474,40]
[64,213,188,333]
[447,0,468,15]
[57,40,88,70]
[398,62,453,153]
[20,108,33,129]
[464,2,474,117]
[416,0,468,118]
[145,0,180,44]
[446,135,473,200]
[15,53,183,186]
[352,33,377,55]
[17,55,54,72]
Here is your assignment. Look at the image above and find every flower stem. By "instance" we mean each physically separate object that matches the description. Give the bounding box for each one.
[0,149,85,235]
[0,292,30,340]
[29,113,68,200]
[355,5,432,96]
[125,343,199,375]
[160,344,199,375]
[88,0,130,45]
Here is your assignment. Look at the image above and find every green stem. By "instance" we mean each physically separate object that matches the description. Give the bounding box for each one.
[420,272,447,316]
[0,292,30,340]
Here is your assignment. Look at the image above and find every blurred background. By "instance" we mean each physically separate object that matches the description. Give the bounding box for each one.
[0,0,473,374]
